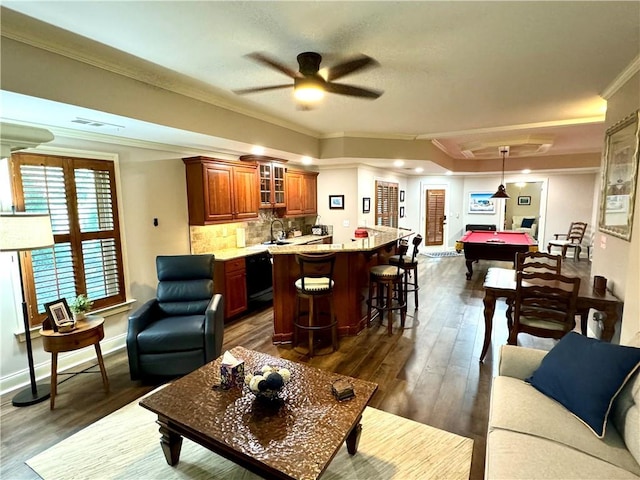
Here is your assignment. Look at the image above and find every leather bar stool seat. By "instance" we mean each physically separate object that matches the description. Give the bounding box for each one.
[293,253,338,357]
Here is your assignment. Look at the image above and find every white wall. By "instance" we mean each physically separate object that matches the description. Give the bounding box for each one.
[592,69,640,344]
[0,136,192,394]
[317,165,407,243]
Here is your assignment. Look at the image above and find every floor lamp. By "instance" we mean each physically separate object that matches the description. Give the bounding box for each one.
[0,213,55,407]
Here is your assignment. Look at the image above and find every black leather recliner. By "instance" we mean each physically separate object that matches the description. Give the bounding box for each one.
[126,254,224,381]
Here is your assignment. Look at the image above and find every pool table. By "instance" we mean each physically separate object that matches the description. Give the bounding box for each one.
[455,230,537,280]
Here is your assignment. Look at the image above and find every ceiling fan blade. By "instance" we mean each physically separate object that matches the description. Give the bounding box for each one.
[245,52,300,79]
[324,82,383,99]
[233,84,292,95]
[327,55,379,81]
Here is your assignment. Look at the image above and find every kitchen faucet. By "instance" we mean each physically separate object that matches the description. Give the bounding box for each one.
[270,219,285,243]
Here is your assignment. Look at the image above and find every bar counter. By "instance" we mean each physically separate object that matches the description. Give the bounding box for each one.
[268,226,413,344]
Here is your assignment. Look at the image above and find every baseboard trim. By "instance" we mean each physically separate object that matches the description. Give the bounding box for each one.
[0,333,127,397]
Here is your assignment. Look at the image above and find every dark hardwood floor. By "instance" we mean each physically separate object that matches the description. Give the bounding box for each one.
[0,254,591,480]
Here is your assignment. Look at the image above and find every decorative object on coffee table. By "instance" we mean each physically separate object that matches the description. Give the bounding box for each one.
[245,364,291,401]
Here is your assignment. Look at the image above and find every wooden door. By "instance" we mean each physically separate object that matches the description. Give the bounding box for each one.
[232,164,259,220]
[425,189,446,246]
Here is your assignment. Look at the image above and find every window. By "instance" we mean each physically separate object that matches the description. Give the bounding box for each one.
[10,153,125,326]
[375,180,399,227]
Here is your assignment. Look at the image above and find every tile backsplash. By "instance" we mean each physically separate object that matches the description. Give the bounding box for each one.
[190,212,318,254]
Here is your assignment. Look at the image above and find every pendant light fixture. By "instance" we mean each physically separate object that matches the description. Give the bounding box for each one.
[491,147,510,199]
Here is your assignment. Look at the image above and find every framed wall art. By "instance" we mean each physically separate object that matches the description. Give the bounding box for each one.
[599,110,639,241]
[517,196,531,206]
[362,197,371,213]
[400,190,405,202]
[400,206,405,218]
[329,195,345,210]
[468,192,496,214]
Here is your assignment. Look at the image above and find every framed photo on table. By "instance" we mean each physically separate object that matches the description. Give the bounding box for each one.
[329,195,345,209]
[44,298,74,332]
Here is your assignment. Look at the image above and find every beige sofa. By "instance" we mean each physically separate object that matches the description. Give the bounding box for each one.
[486,342,640,479]
[512,215,538,238]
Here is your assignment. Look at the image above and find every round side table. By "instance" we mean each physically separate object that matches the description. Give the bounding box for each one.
[40,316,110,409]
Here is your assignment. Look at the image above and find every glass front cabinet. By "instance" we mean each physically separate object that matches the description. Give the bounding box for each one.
[258,161,286,209]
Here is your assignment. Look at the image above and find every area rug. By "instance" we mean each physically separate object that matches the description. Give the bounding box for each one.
[27,391,473,480]
[422,251,463,258]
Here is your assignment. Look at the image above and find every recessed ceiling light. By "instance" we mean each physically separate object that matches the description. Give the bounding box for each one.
[415,167,424,173]
[394,160,405,167]
[301,156,312,165]
[251,146,265,155]
[522,169,531,174]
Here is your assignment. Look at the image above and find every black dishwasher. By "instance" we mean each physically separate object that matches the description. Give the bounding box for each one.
[245,252,273,308]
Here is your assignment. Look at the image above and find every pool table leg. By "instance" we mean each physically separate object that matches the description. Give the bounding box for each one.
[465,259,474,280]
[481,290,497,361]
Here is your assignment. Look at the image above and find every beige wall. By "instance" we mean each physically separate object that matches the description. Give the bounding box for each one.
[592,71,640,344]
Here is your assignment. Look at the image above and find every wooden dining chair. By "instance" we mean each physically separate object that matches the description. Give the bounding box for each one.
[507,270,581,346]
[547,222,588,260]
[507,251,563,329]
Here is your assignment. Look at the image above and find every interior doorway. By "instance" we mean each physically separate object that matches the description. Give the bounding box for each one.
[505,181,544,239]
[425,189,446,246]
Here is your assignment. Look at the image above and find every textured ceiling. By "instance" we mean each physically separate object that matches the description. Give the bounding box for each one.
[1,1,639,169]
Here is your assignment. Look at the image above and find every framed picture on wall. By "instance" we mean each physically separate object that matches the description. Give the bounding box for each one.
[400,190,405,202]
[517,196,531,206]
[329,195,345,209]
[362,197,371,213]
[468,192,496,214]
[400,206,405,218]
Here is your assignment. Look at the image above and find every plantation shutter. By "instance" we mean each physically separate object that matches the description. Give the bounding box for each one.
[375,180,399,227]
[10,153,125,326]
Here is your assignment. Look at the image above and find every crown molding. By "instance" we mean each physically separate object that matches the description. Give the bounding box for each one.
[415,116,606,140]
[601,54,640,100]
[0,10,321,139]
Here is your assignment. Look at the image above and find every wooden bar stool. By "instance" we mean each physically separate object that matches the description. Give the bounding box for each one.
[293,253,338,357]
[388,234,423,308]
[367,243,408,334]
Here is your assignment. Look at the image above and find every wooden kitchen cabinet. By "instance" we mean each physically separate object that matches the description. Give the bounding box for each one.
[258,161,286,208]
[240,155,287,209]
[183,157,259,224]
[285,169,318,216]
[214,257,247,320]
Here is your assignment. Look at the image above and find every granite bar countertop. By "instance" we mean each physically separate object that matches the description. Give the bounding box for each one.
[268,226,412,255]
[210,234,331,261]
[208,226,412,260]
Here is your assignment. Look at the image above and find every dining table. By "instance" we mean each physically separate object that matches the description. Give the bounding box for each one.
[480,267,623,362]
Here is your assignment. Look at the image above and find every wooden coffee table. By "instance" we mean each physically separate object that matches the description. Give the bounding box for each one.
[140,346,378,480]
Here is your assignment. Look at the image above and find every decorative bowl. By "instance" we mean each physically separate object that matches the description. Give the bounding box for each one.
[245,365,291,401]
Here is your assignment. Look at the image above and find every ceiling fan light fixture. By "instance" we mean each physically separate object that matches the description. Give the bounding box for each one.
[294,77,325,102]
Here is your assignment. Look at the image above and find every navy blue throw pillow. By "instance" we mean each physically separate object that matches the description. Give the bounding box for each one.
[527,332,640,438]
[520,217,535,228]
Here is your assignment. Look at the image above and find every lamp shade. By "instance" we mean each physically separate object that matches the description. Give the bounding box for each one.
[0,213,54,252]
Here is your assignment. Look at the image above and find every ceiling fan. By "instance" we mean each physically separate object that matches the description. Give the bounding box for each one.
[233,52,383,103]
